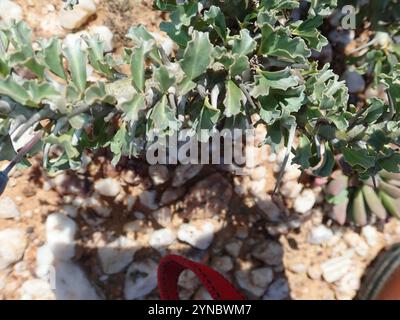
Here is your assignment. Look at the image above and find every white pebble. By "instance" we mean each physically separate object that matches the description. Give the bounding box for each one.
[46,213,77,260]
[294,189,316,214]
[149,228,176,249]
[308,225,334,245]
[0,196,20,219]
[0,0,22,25]
[59,0,97,30]
[20,279,55,300]
[98,236,138,274]
[54,261,102,300]
[321,255,352,283]
[124,259,158,300]
[177,221,215,250]
[361,225,379,247]
[0,228,27,270]
[94,178,121,197]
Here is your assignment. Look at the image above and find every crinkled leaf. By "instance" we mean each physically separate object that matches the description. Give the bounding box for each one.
[204,6,227,41]
[259,24,311,63]
[342,147,375,170]
[121,93,146,122]
[223,80,246,117]
[64,40,87,93]
[130,43,146,92]
[232,29,257,56]
[180,31,213,80]
[154,65,175,92]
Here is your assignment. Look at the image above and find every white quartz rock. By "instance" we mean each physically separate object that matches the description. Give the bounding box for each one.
[54,261,102,300]
[177,221,215,250]
[59,0,97,30]
[124,259,158,300]
[0,228,27,270]
[46,213,77,260]
[94,178,121,197]
[149,228,176,249]
[98,236,139,274]
[0,196,21,219]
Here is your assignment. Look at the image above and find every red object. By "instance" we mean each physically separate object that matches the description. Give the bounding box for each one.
[157,254,245,300]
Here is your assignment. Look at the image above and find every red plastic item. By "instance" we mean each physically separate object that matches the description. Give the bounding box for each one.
[157,254,246,300]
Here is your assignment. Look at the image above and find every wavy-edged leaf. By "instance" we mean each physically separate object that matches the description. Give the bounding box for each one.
[223,80,246,117]
[232,29,257,56]
[64,39,87,93]
[121,93,146,122]
[204,5,227,41]
[154,65,175,93]
[259,24,311,63]
[130,43,146,92]
[38,38,67,80]
[180,31,213,80]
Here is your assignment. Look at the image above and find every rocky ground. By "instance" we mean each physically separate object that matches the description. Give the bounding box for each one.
[1,0,400,300]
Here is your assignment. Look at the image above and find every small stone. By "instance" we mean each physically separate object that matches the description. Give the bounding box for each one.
[308,225,334,245]
[343,70,365,93]
[20,279,55,300]
[282,165,301,182]
[235,271,265,297]
[177,221,215,250]
[293,189,316,214]
[0,196,20,219]
[262,278,290,300]
[124,259,158,300]
[307,264,322,280]
[225,241,242,257]
[149,228,176,249]
[280,180,303,198]
[288,263,307,274]
[250,166,267,181]
[98,236,138,274]
[89,25,114,52]
[0,228,27,270]
[211,256,234,273]
[172,165,203,187]
[139,190,158,210]
[250,267,274,288]
[0,0,22,25]
[254,194,282,222]
[343,233,369,257]
[252,241,283,266]
[59,0,97,30]
[62,205,78,218]
[152,207,172,227]
[94,178,121,197]
[148,165,170,186]
[54,261,101,299]
[160,187,186,205]
[127,195,137,211]
[321,255,352,283]
[361,225,379,247]
[336,271,360,296]
[35,245,54,279]
[46,213,77,260]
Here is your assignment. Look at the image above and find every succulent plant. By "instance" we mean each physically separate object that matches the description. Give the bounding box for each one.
[326,170,400,226]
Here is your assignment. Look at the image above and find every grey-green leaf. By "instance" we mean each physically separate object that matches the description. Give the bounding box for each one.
[180,31,213,80]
